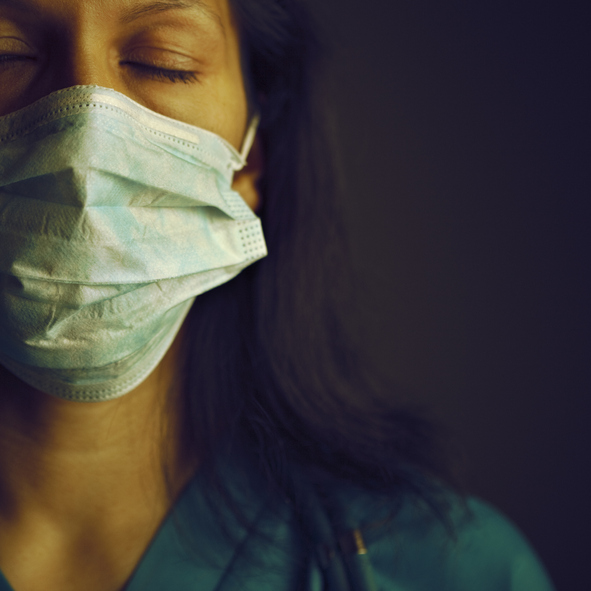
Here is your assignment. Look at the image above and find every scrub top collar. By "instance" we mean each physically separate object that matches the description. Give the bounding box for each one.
[0,456,305,591]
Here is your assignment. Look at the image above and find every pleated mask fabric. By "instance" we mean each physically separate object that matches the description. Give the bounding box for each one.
[0,85,266,401]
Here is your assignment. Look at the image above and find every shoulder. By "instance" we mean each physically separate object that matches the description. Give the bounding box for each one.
[333,484,556,591]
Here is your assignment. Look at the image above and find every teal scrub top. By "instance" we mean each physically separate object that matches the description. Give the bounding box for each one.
[0,464,556,591]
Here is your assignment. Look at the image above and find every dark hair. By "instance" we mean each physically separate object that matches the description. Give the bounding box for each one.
[179,0,458,526]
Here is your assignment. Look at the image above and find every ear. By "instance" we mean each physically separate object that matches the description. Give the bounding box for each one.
[231,136,264,212]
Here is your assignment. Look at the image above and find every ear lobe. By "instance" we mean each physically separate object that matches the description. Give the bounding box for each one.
[231,136,264,212]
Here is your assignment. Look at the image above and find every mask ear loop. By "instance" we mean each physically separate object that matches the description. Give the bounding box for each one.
[239,113,261,162]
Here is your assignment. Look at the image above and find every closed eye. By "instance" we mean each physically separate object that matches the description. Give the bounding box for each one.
[0,54,35,64]
[121,61,199,84]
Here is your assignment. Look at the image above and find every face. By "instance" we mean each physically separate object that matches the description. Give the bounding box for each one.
[0,0,261,206]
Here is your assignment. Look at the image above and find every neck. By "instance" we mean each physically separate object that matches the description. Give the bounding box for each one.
[0,328,193,532]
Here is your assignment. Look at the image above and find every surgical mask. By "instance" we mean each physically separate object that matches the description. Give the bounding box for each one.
[0,85,266,402]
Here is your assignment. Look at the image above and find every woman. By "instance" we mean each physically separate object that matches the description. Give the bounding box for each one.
[0,0,555,590]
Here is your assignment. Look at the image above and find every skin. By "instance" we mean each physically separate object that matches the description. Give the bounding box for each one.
[0,1,262,589]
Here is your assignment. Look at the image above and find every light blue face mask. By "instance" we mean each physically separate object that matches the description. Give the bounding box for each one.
[0,85,267,402]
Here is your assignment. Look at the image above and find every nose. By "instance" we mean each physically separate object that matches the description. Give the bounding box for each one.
[51,37,118,92]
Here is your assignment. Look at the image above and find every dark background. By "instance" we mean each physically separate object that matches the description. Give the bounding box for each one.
[320,1,589,590]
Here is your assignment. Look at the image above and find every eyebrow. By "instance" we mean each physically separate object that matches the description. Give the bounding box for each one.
[0,0,223,31]
[119,0,222,29]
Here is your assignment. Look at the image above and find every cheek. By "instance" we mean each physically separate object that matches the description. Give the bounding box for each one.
[210,71,249,150]
[139,78,246,139]
[206,8,250,150]
[127,70,248,152]
[194,25,250,150]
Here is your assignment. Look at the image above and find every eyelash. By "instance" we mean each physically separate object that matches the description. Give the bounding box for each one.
[0,55,198,85]
[0,55,34,64]
[122,62,199,84]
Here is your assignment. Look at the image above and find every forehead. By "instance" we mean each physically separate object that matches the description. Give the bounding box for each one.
[0,0,232,27]
[120,0,223,25]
